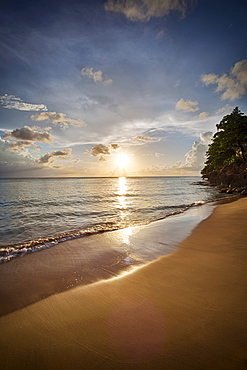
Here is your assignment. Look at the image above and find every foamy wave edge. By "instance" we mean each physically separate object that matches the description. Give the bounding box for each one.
[0,195,237,264]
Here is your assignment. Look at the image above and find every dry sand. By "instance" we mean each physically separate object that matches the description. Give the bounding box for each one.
[0,198,247,369]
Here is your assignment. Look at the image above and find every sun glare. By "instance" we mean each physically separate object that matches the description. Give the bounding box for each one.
[116,154,130,169]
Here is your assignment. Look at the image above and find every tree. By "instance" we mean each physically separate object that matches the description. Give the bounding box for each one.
[201,107,247,178]
[216,107,247,161]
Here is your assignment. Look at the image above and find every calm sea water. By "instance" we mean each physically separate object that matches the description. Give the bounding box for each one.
[0,177,227,263]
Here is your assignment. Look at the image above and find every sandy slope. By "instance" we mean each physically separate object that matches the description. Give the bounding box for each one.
[0,198,247,369]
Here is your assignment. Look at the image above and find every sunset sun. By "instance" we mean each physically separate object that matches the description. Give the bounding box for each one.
[115,153,130,169]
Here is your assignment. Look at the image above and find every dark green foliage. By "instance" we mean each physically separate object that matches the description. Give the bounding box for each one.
[201,107,247,178]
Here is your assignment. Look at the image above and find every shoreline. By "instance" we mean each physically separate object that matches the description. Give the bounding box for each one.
[1,190,236,264]
[0,201,215,316]
[0,198,247,368]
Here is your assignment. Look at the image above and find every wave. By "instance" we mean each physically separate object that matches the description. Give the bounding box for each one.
[0,194,237,264]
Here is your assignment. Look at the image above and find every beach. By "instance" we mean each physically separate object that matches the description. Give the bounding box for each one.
[0,197,247,369]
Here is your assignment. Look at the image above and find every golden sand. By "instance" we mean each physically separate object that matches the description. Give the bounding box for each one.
[0,198,247,369]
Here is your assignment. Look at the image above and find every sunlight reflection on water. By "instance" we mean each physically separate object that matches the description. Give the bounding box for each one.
[0,176,225,252]
[117,177,130,225]
[121,227,133,245]
[118,176,127,196]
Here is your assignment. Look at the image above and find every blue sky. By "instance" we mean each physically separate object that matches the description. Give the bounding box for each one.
[0,0,246,177]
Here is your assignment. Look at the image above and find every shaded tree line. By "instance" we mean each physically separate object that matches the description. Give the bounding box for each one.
[201,107,247,180]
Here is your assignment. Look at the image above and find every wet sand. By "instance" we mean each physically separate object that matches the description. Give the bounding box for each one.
[0,203,212,316]
[0,198,247,369]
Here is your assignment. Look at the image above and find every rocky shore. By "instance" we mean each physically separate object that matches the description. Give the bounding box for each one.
[202,160,247,195]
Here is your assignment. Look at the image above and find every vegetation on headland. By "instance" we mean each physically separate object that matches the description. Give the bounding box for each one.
[201,107,247,192]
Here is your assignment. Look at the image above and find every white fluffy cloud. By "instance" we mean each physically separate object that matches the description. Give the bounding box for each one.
[199,131,213,144]
[201,59,247,101]
[37,149,72,165]
[176,98,199,112]
[184,131,213,170]
[138,131,213,175]
[81,67,113,85]
[31,112,87,130]
[104,0,195,21]
[0,94,48,111]
[3,126,53,143]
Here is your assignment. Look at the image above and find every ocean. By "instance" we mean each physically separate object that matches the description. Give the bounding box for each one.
[0,176,231,265]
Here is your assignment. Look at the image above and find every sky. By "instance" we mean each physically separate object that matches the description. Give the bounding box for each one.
[0,0,247,177]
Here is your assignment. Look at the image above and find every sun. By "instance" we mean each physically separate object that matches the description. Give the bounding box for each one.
[115,153,130,169]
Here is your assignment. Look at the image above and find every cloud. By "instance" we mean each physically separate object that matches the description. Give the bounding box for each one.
[201,59,247,101]
[88,144,111,156]
[154,152,164,157]
[184,141,208,170]
[175,98,199,112]
[143,128,168,138]
[215,104,232,115]
[0,147,40,177]
[3,126,53,143]
[31,125,52,132]
[143,151,164,157]
[197,111,209,120]
[111,143,120,150]
[31,112,87,130]
[137,162,185,176]
[138,131,213,175]
[136,135,154,142]
[184,131,213,170]
[0,94,48,111]
[81,67,113,85]
[4,140,40,153]
[86,143,120,161]
[129,135,163,145]
[37,149,72,165]
[104,0,195,21]
[199,131,213,144]
[0,138,73,175]
[157,29,165,38]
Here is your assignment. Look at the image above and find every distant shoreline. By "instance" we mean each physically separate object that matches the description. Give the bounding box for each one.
[0,175,204,179]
